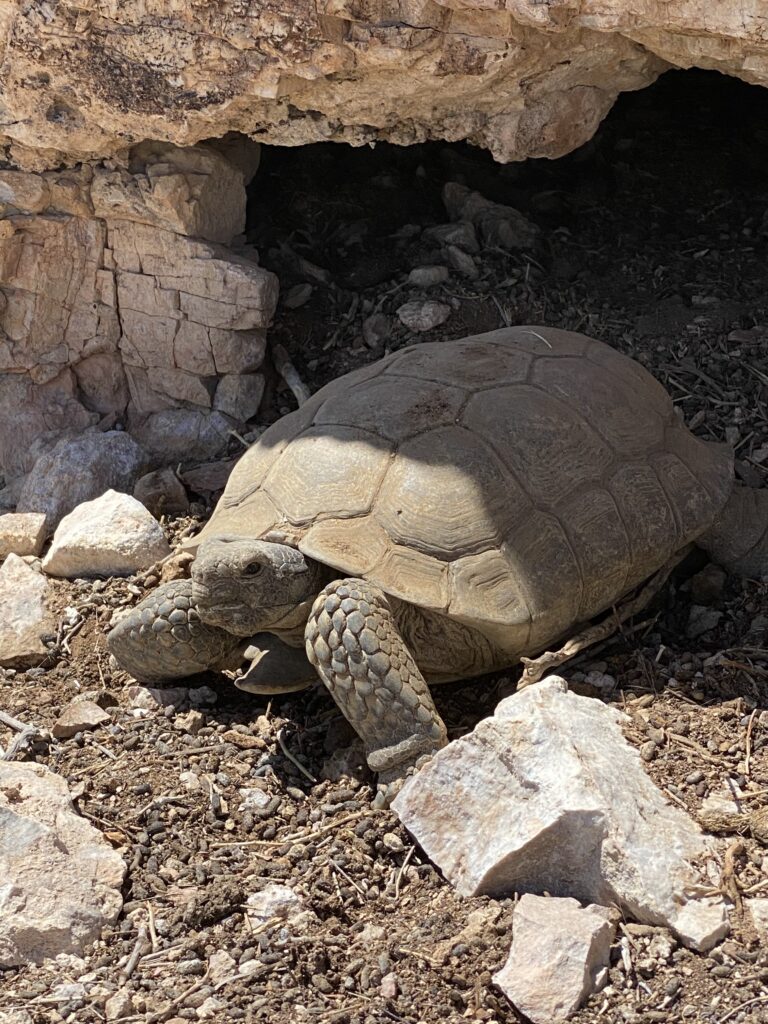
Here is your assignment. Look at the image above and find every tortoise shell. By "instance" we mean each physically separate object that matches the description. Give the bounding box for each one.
[195,326,733,656]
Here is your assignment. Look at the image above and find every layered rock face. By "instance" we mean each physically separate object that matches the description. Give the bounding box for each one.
[1,1,768,479]
[0,141,278,481]
[2,2,768,170]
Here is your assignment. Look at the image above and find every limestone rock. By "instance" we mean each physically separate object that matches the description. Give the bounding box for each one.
[43,490,171,578]
[407,265,450,287]
[17,432,148,533]
[131,409,236,464]
[246,884,314,929]
[747,898,768,938]
[0,761,125,966]
[393,677,729,951]
[0,167,277,483]
[396,300,452,333]
[493,895,616,1023]
[213,373,266,422]
[0,512,47,559]
[443,182,540,250]
[134,468,190,519]
[52,700,111,740]
[0,554,55,668]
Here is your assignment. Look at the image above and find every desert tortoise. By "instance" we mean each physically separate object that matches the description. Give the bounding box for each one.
[109,325,768,775]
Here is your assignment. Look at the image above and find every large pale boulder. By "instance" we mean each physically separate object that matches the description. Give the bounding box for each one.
[43,489,171,577]
[393,677,729,951]
[0,761,125,966]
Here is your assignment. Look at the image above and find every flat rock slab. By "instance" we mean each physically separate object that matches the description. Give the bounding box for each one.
[52,699,111,739]
[43,489,171,578]
[0,512,47,559]
[0,761,125,966]
[0,553,55,668]
[393,677,729,951]
[493,895,616,1023]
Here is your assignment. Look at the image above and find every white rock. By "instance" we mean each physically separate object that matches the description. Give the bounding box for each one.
[407,265,449,287]
[747,898,768,937]
[43,490,171,578]
[362,313,393,349]
[207,949,237,984]
[0,512,47,559]
[104,988,134,1021]
[396,300,451,332]
[127,684,190,709]
[246,883,314,928]
[0,553,55,668]
[0,761,125,966]
[238,787,272,811]
[52,699,111,739]
[17,432,147,533]
[393,677,729,951]
[493,895,616,1023]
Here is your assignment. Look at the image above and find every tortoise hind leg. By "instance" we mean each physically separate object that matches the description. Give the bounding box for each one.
[108,579,246,682]
[305,579,448,777]
[699,485,768,580]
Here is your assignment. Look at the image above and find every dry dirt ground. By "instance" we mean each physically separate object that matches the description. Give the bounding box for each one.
[3,69,768,1024]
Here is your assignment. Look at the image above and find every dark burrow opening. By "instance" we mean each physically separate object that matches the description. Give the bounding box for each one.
[247,67,768,402]
[242,67,768,711]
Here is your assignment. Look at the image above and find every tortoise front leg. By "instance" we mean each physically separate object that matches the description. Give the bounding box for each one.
[108,579,246,682]
[305,579,448,777]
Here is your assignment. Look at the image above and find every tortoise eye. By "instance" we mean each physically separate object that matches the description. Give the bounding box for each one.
[243,562,263,576]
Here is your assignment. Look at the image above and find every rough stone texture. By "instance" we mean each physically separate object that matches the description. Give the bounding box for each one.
[52,699,112,740]
[133,467,190,518]
[0,149,277,483]
[0,761,126,966]
[17,432,148,532]
[5,2,765,172]
[493,895,616,1023]
[0,553,55,668]
[747,898,768,938]
[43,489,171,578]
[0,512,46,558]
[393,677,729,951]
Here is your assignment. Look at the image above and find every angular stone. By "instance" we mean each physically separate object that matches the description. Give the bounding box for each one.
[43,490,171,578]
[393,677,729,951]
[180,458,238,496]
[213,373,266,421]
[0,512,47,558]
[131,409,235,464]
[747,898,768,938]
[0,554,55,668]
[443,182,540,250]
[52,700,111,740]
[134,468,190,518]
[0,761,125,966]
[493,895,616,1023]
[17,432,148,533]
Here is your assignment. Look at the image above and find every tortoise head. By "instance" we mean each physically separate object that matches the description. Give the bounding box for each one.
[191,536,324,636]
